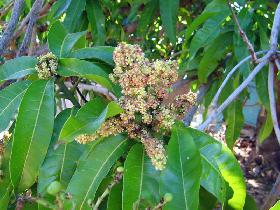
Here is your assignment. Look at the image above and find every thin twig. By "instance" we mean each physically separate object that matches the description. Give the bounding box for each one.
[275,59,280,70]
[183,83,209,126]
[227,0,257,62]
[17,0,43,56]
[268,62,280,144]
[57,80,81,108]
[92,170,123,210]
[198,60,268,131]
[65,82,118,101]
[0,0,24,56]
[211,50,267,108]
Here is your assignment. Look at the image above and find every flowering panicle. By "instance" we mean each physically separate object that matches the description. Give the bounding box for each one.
[75,43,197,170]
[35,52,58,79]
[75,117,124,144]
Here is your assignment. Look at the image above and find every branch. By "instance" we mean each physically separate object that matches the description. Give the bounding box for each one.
[183,83,209,126]
[228,0,257,62]
[268,62,280,144]
[12,0,57,40]
[0,0,24,56]
[211,50,267,108]
[17,0,43,56]
[270,3,280,52]
[65,82,118,102]
[57,80,81,108]
[198,60,268,131]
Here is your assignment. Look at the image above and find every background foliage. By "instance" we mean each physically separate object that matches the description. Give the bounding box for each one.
[0,0,279,209]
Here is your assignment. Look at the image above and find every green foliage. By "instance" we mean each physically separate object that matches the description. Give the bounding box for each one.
[0,56,37,81]
[160,125,201,210]
[0,0,277,209]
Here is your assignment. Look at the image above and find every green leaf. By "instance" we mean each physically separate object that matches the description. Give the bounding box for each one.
[65,135,131,209]
[0,142,13,209]
[189,0,229,59]
[187,127,246,210]
[137,0,158,37]
[198,32,232,83]
[107,181,122,210]
[185,11,217,42]
[86,0,106,45]
[122,144,160,210]
[60,31,87,57]
[9,80,55,193]
[199,187,217,210]
[159,0,179,44]
[48,21,68,57]
[63,0,86,32]
[160,125,202,210]
[243,194,257,210]
[69,46,115,66]
[0,56,37,81]
[258,112,273,143]
[0,81,31,132]
[270,200,280,210]
[58,58,112,89]
[256,66,270,109]
[225,100,244,149]
[59,98,122,142]
[38,109,85,195]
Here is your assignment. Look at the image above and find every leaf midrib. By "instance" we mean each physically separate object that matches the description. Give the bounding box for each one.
[18,81,50,186]
[175,128,188,209]
[0,90,26,118]
[79,139,127,209]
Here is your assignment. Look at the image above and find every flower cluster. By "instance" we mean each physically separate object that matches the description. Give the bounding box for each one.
[75,43,197,170]
[76,118,124,144]
[35,52,58,79]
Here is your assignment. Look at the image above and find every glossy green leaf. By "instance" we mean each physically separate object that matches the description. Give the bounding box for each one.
[48,21,68,57]
[187,127,246,210]
[60,31,87,57]
[65,135,131,210]
[225,100,244,149]
[0,56,36,81]
[10,80,55,193]
[63,0,86,32]
[59,98,122,142]
[270,200,280,210]
[198,32,232,83]
[107,181,122,210]
[0,81,31,132]
[160,125,202,210]
[159,0,179,44]
[38,109,85,195]
[58,58,112,89]
[69,47,115,66]
[123,144,160,210]
[86,0,106,45]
